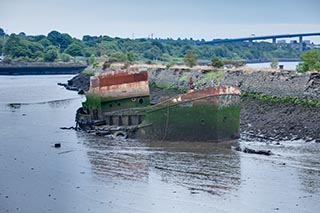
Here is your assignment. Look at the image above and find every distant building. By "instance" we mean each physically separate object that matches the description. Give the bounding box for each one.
[290,40,298,44]
[277,40,286,44]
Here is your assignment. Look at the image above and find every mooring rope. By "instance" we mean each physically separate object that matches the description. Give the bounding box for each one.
[161,106,170,141]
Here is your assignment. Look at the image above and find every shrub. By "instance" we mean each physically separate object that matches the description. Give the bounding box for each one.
[211,58,224,68]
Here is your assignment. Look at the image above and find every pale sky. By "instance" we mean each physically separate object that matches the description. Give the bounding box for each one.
[1,0,320,42]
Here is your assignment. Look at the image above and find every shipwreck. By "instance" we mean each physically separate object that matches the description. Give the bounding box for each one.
[76,68,241,142]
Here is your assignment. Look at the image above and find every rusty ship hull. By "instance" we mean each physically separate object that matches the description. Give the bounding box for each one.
[76,69,241,142]
[137,86,241,142]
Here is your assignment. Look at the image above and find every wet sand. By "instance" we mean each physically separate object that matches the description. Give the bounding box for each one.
[1,75,320,213]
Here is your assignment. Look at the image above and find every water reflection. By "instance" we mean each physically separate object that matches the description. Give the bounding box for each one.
[5,98,78,111]
[147,141,240,195]
[239,139,320,195]
[79,132,241,196]
[47,98,73,108]
[295,143,320,194]
[299,168,320,194]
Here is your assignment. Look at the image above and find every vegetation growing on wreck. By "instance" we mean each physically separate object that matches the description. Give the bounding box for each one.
[242,92,320,107]
[81,69,95,76]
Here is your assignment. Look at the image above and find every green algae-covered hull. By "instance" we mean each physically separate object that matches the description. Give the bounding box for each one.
[137,88,240,142]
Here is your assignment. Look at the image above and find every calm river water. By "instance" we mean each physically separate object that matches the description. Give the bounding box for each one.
[0,75,319,213]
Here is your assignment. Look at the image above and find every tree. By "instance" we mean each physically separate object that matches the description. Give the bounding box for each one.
[211,58,224,68]
[64,43,83,56]
[43,46,58,62]
[61,53,71,62]
[184,50,198,67]
[47,30,72,51]
[4,34,31,58]
[144,46,162,61]
[47,31,61,46]
[0,28,5,37]
[296,49,320,73]
[127,52,135,62]
[39,38,51,49]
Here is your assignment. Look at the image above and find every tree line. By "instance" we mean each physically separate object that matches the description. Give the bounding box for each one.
[0,27,307,64]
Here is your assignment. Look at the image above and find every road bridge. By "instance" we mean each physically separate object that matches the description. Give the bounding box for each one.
[201,32,320,51]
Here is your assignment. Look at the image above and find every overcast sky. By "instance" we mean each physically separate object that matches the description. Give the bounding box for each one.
[1,0,320,42]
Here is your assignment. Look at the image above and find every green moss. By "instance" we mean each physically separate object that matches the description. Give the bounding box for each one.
[242,92,320,107]
[81,69,95,76]
[155,82,173,89]
[154,82,187,93]
[205,70,224,82]
[195,70,225,87]
[140,104,240,141]
[179,73,189,82]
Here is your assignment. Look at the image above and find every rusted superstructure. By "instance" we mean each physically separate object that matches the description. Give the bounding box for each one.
[88,70,149,100]
[80,69,150,124]
[76,69,241,142]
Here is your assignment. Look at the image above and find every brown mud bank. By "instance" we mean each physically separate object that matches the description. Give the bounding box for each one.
[240,96,320,142]
[65,67,320,142]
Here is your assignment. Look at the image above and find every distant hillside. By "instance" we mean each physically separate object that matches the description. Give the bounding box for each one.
[0,27,306,63]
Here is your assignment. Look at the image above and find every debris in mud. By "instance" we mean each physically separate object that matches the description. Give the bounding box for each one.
[89,125,138,139]
[234,146,273,156]
[60,126,77,130]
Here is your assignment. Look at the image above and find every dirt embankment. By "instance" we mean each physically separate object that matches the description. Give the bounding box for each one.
[66,67,320,142]
[221,69,320,142]
[241,96,320,142]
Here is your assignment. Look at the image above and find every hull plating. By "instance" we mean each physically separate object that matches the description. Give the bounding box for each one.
[138,94,240,142]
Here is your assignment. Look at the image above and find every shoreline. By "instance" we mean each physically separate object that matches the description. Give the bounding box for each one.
[0,62,87,75]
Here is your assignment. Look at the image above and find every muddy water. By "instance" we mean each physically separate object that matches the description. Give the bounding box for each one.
[0,75,320,213]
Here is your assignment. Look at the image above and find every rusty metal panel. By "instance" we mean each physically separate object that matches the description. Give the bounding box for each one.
[98,71,148,87]
[99,81,150,99]
[180,86,240,101]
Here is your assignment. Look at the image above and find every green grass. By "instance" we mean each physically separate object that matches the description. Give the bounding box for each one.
[242,92,320,107]
[179,73,189,82]
[205,70,224,83]
[81,69,95,76]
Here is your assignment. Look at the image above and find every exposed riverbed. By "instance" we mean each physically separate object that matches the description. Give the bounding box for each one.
[0,75,320,212]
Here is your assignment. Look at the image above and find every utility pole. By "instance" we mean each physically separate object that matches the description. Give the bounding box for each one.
[100,35,102,60]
